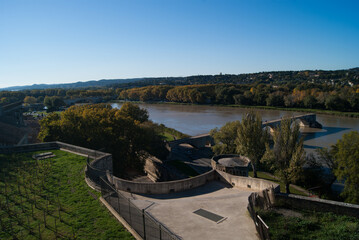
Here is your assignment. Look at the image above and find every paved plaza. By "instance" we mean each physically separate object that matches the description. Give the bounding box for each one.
[130,181,259,240]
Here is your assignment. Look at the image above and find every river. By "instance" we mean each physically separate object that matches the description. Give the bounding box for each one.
[112,103,359,152]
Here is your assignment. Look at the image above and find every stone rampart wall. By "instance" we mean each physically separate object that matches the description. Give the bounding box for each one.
[168,134,214,149]
[275,193,359,218]
[108,170,217,194]
[107,169,281,195]
[0,142,59,154]
[216,170,280,192]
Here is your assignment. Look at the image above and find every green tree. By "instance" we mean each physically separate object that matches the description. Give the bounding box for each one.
[119,102,149,123]
[262,119,305,193]
[333,131,359,204]
[325,95,349,111]
[24,96,37,105]
[38,104,163,176]
[303,95,318,109]
[266,92,284,107]
[44,96,65,112]
[235,112,270,178]
[210,121,240,155]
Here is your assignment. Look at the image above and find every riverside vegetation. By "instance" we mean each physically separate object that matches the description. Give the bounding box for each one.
[211,112,359,204]
[1,68,359,116]
[38,103,186,177]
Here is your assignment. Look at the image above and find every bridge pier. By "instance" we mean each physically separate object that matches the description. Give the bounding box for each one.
[262,113,322,130]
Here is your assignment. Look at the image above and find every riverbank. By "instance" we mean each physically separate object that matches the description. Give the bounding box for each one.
[112,100,359,118]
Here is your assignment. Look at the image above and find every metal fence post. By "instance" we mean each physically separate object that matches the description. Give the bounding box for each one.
[159,224,162,240]
[117,193,121,213]
[128,198,132,225]
[142,209,146,240]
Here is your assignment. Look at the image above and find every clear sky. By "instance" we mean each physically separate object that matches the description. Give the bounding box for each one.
[1,0,359,88]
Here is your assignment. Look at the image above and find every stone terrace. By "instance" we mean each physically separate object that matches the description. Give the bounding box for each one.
[129,181,258,240]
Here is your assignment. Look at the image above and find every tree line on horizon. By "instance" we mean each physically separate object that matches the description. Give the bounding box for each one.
[1,68,359,113]
[118,83,359,112]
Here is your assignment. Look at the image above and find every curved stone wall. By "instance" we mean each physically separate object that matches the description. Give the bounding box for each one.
[211,154,251,177]
[108,170,217,194]
[216,170,280,192]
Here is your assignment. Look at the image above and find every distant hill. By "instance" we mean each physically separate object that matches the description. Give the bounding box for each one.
[0,78,144,91]
[1,67,358,91]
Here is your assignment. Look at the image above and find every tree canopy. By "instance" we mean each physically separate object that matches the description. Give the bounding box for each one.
[236,112,269,178]
[119,102,149,123]
[262,119,305,193]
[44,96,65,112]
[38,103,166,177]
[210,112,269,178]
[210,121,240,155]
[332,131,359,204]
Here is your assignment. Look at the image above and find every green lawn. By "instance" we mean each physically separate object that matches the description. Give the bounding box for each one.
[167,160,199,177]
[249,171,308,196]
[161,131,176,141]
[159,125,190,141]
[0,150,134,240]
[258,208,359,240]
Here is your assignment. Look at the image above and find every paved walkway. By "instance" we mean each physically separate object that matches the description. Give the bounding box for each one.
[131,181,259,240]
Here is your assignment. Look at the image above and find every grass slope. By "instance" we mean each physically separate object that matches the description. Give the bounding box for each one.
[249,171,308,196]
[259,209,359,240]
[0,150,134,240]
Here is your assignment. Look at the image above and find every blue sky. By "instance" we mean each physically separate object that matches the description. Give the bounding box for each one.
[1,0,359,88]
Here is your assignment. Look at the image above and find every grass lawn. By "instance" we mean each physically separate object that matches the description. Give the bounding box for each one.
[161,131,176,141]
[258,208,359,240]
[159,125,190,141]
[0,150,134,240]
[249,171,308,196]
[167,160,199,177]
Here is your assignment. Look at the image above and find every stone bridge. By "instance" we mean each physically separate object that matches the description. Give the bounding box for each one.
[168,114,322,149]
[168,133,214,149]
[262,113,322,131]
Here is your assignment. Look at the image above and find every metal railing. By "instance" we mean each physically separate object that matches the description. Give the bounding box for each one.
[100,177,180,240]
[247,194,271,240]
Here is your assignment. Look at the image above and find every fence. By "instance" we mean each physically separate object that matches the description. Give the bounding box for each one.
[247,193,271,240]
[100,177,180,240]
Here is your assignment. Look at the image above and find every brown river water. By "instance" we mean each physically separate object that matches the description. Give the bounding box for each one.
[112,103,359,152]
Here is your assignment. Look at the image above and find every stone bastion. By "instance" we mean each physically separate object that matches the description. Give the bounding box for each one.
[211,154,251,177]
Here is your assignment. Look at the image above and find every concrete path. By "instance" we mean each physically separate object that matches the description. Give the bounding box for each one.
[131,181,259,240]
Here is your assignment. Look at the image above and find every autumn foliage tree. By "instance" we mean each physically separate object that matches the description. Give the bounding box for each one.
[38,103,166,176]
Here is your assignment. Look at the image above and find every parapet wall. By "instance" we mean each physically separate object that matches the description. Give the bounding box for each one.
[276,193,359,218]
[107,169,280,195]
[0,142,59,154]
[56,142,112,172]
[108,170,217,194]
[216,170,280,192]
[0,141,111,191]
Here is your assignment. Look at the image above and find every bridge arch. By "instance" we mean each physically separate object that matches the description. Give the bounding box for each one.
[262,114,322,131]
